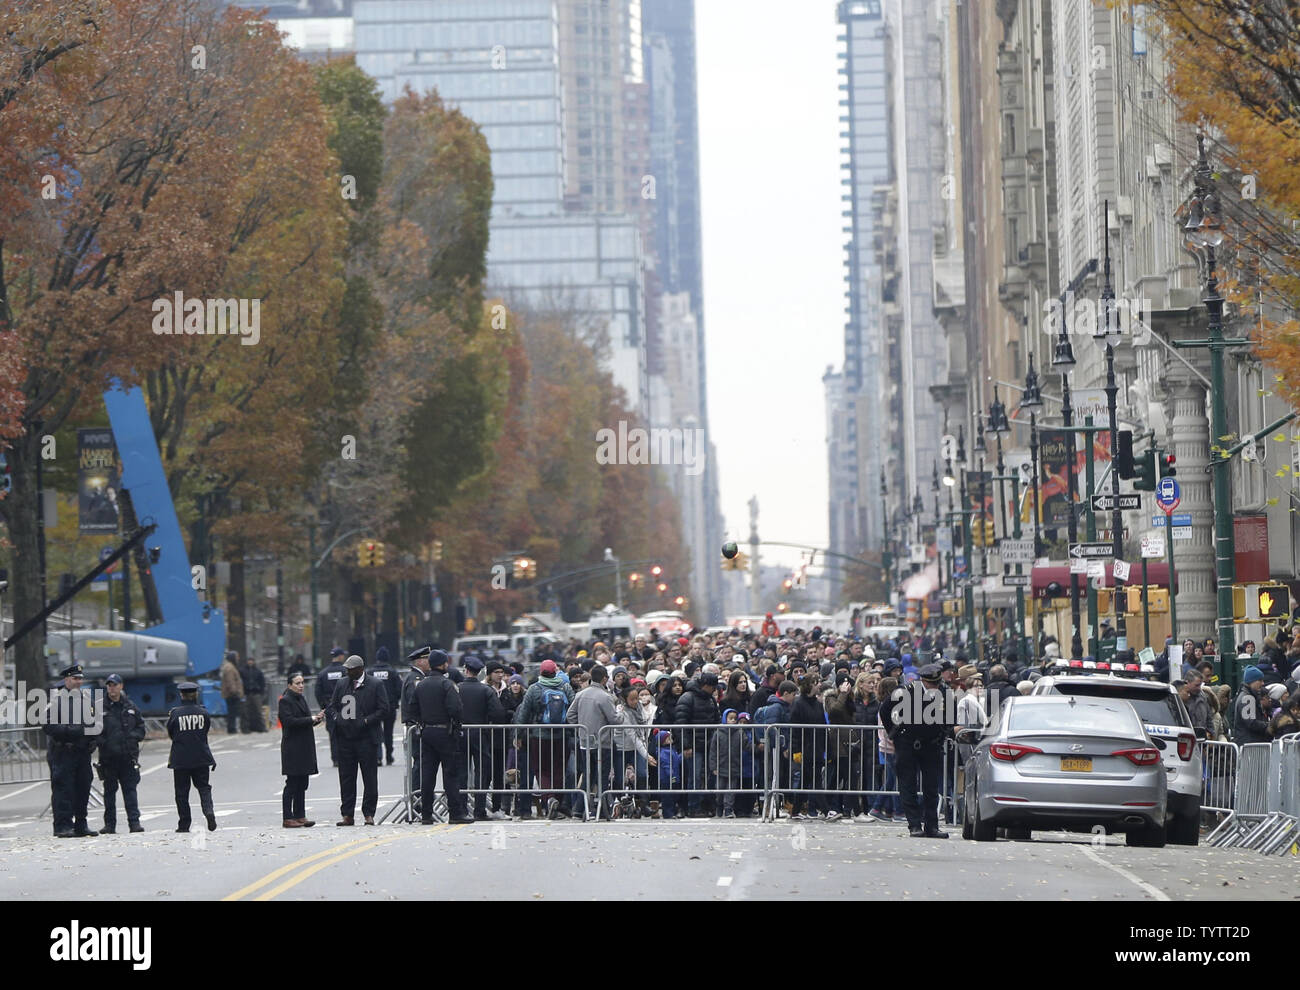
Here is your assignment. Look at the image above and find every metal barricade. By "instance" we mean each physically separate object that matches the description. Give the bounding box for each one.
[591,722,770,821]
[1206,742,1272,848]
[390,723,592,823]
[1199,739,1238,816]
[0,726,50,785]
[760,724,948,824]
[1254,738,1300,855]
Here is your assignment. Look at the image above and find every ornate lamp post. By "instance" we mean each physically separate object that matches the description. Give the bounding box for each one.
[1052,300,1084,660]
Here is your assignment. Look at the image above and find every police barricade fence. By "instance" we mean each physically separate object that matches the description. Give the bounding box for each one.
[1206,742,1272,848]
[1255,737,1300,856]
[761,723,944,824]
[589,722,771,821]
[0,725,49,785]
[395,723,593,823]
[1199,739,1238,816]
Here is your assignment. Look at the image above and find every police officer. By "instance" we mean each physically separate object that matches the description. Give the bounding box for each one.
[402,646,432,814]
[459,656,507,820]
[44,664,98,838]
[97,673,146,834]
[370,647,402,766]
[414,650,475,825]
[315,647,347,767]
[327,655,389,825]
[883,663,954,838]
[167,682,217,832]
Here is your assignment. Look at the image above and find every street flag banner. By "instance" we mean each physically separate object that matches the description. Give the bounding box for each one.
[78,428,121,533]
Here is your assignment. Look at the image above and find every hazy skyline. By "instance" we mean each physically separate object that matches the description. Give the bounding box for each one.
[696,2,845,575]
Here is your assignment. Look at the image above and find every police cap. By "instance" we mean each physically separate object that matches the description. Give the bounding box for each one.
[178,681,199,692]
[463,656,485,673]
[428,649,450,669]
[330,647,346,657]
[407,645,432,663]
[59,664,84,678]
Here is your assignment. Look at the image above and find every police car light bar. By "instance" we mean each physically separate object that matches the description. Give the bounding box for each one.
[1047,660,1159,680]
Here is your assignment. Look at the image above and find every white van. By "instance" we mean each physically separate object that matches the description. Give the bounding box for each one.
[450,634,510,664]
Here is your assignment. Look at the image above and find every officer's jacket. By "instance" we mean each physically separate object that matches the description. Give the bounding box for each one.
[883,680,954,744]
[166,703,215,770]
[99,694,146,762]
[369,663,403,707]
[43,687,98,753]
[414,670,462,728]
[459,676,507,726]
[400,667,425,724]
[328,676,389,740]
[315,662,346,708]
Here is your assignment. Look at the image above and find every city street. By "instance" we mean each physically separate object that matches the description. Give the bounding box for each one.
[0,730,1290,901]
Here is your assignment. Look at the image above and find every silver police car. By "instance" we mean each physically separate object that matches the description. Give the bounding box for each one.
[960,695,1168,846]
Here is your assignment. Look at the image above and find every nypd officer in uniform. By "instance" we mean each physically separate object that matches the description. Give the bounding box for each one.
[414,649,475,825]
[166,682,217,832]
[370,646,402,766]
[97,673,146,833]
[883,662,954,838]
[44,664,99,838]
[402,646,432,812]
[327,655,389,825]
[315,647,348,766]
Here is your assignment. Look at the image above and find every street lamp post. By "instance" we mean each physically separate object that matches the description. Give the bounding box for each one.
[1021,355,1045,662]
[975,416,989,661]
[957,426,976,650]
[1173,133,1251,660]
[989,390,1018,659]
[1052,305,1085,661]
[1096,202,1127,653]
[932,462,942,594]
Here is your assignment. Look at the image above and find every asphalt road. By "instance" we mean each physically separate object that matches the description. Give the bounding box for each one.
[0,728,1294,901]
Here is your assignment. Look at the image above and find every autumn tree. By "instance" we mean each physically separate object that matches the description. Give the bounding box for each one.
[1134,1,1300,403]
[0,0,345,687]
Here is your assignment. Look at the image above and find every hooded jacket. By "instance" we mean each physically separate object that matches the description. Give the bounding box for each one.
[674,682,720,726]
[567,683,620,748]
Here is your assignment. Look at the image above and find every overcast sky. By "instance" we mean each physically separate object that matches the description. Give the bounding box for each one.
[696,2,845,572]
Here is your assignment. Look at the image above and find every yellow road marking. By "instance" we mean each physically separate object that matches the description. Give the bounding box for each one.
[225,823,468,902]
[223,835,376,901]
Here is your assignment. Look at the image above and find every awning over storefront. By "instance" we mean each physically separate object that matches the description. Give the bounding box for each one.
[1031,563,1176,600]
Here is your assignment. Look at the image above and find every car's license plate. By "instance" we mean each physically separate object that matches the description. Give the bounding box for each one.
[1060,757,1092,772]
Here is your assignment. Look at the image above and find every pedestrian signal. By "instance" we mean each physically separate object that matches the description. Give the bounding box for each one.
[1257,585,1289,620]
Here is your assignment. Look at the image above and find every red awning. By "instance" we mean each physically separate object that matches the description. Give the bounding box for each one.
[1031,563,1176,600]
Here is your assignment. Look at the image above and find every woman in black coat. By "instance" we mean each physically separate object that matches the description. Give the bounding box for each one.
[279,673,324,827]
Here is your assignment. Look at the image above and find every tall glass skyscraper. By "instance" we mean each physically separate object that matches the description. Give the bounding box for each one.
[831,0,893,570]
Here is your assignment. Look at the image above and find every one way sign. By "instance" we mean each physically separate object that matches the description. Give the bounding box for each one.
[1068,542,1113,560]
[1089,493,1142,512]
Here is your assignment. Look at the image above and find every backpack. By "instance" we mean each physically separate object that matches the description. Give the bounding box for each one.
[539,687,569,725]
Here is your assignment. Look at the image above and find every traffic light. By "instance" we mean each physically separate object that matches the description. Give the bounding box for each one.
[1132,448,1157,491]
[1097,589,1112,614]
[1116,430,1135,479]
[358,541,374,567]
[430,540,443,562]
[1257,584,1290,620]
[1125,587,1142,613]
[1158,452,1177,479]
[372,542,386,566]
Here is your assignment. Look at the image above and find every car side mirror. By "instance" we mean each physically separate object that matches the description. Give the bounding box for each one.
[1194,726,1207,740]
[955,727,982,746]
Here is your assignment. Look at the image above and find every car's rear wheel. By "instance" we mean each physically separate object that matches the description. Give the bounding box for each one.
[971,785,996,842]
[1168,806,1200,846]
[1126,822,1167,848]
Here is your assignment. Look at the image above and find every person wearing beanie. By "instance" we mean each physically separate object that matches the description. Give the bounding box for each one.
[1232,666,1273,744]
[513,658,576,819]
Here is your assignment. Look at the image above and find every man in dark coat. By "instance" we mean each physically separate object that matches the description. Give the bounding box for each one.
[883,663,955,838]
[44,664,99,838]
[97,673,146,834]
[315,647,348,766]
[369,646,402,766]
[167,682,217,833]
[327,655,390,825]
[402,647,432,813]
[241,656,267,733]
[286,654,313,681]
[278,672,324,827]
[459,656,507,819]
[675,671,721,816]
[415,650,475,825]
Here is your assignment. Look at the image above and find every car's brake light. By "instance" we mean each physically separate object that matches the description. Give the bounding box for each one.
[1177,732,1195,761]
[1112,747,1161,766]
[990,742,1043,762]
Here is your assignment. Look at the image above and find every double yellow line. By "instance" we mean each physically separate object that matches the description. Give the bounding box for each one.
[224,824,467,901]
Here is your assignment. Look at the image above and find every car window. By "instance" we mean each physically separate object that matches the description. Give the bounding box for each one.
[1009,702,1138,735]
[1050,682,1187,726]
